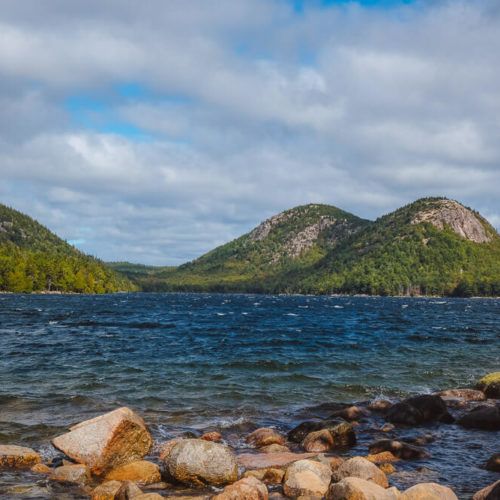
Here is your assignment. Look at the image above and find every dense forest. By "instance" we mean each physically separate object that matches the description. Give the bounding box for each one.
[0,204,134,293]
[115,198,500,297]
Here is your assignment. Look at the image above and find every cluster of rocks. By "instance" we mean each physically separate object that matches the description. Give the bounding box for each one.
[1,372,499,499]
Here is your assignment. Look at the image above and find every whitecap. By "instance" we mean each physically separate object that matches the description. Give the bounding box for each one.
[334,305,344,309]
[286,313,298,316]
[216,312,226,316]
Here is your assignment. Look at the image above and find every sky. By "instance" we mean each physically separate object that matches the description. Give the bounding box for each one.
[1,0,499,265]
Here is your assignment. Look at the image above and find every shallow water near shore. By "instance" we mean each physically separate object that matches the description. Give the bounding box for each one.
[0,293,498,498]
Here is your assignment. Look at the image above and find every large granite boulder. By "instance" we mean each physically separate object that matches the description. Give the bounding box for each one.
[473,480,500,500]
[327,477,398,500]
[333,456,388,488]
[477,372,500,399]
[164,439,237,487]
[386,395,453,425]
[213,476,268,500]
[283,459,332,498]
[52,407,152,475]
[0,445,41,468]
[368,439,430,460]
[246,428,285,448]
[457,404,500,430]
[105,460,161,484]
[302,422,356,452]
[400,482,458,499]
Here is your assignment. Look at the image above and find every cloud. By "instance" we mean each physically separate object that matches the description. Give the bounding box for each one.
[0,0,499,264]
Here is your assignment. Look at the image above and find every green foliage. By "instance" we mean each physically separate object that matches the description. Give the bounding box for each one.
[0,204,135,293]
[127,198,500,297]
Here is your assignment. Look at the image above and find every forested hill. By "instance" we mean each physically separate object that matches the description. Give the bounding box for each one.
[122,198,500,296]
[0,204,134,293]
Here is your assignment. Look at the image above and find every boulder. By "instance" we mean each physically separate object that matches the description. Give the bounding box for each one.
[366,451,399,464]
[288,421,332,443]
[437,389,486,402]
[237,452,317,470]
[368,400,393,412]
[116,481,143,499]
[327,477,398,500]
[317,454,344,471]
[246,428,285,448]
[473,480,500,500]
[302,422,356,452]
[380,463,396,474]
[213,476,268,500]
[52,407,152,475]
[477,372,500,399]
[201,431,222,442]
[105,460,161,484]
[260,444,290,453]
[133,495,164,500]
[49,464,91,485]
[31,463,52,474]
[368,439,430,460]
[386,395,453,425]
[400,482,458,499]
[0,444,41,468]
[91,480,123,500]
[381,423,395,432]
[333,456,389,488]
[328,405,369,421]
[243,468,284,484]
[158,438,183,461]
[457,404,500,430]
[283,459,332,498]
[164,439,237,487]
[486,453,500,472]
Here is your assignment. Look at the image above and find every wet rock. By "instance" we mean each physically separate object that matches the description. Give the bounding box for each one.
[473,480,500,500]
[244,467,285,484]
[50,463,91,485]
[437,388,486,402]
[380,463,396,474]
[246,428,285,448]
[386,395,453,425]
[0,444,41,468]
[368,439,430,460]
[91,480,123,500]
[403,434,435,446]
[52,407,153,475]
[302,422,356,452]
[201,431,222,442]
[213,476,268,500]
[158,438,183,461]
[369,400,393,412]
[457,404,500,430]
[288,421,337,443]
[133,494,164,500]
[283,459,332,498]
[328,405,369,421]
[381,423,395,432]
[237,452,317,470]
[260,444,290,454]
[366,451,399,464]
[486,453,500,472]
[31,463,52,474]
[164,439,237,487]
[105,460,161,484]
[327,477,397,500]
[477,372,500,399]
[400,482,458,499]
[116,480,143,499]
[333,456,389,488]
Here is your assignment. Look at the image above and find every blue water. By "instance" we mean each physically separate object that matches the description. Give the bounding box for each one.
[0,293,498,498]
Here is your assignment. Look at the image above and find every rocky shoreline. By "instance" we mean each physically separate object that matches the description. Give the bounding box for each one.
[1,373,499,500]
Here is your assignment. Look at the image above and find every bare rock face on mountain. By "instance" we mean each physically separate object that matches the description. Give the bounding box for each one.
[411,199,492,243]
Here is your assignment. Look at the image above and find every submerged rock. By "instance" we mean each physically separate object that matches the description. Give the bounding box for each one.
[368,400,393,412]
[0,444,41,468]
[246,428,285,448]
[105,460,161,484]
[164,439,238,487]
[52,407,153,475]
[302,422,356,452]
[477,372,500,399]
[333,456,389,488]
[473,480,500,500]
[368,439,430,460]
[213,476,268,500]
[328,405,369,421]
[486,453,500,472]
[400,482,458,499]
[457,404,500,430]
[49,463,91,485]
[386,395,453,425]
[283,459,332,498]
[327,477,397,500]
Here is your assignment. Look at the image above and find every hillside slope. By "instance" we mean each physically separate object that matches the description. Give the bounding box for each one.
[136,198,500,296]
[0,204,134,293]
